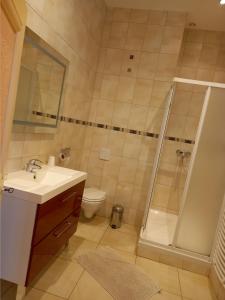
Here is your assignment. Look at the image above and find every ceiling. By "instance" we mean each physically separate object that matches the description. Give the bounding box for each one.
[105,0,225,31]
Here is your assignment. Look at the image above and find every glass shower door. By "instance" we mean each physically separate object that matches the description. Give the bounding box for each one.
[142,81,205,246]
[173,87,225,256]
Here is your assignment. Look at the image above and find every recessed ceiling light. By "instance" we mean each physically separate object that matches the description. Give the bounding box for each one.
[220,0,225,5]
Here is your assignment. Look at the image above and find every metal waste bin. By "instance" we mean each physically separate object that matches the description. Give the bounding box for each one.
[110,205,124,229]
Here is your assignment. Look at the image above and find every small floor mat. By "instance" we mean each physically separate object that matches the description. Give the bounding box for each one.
[77,247,160,300]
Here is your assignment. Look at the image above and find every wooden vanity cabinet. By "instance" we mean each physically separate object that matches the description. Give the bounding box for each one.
[25,181,85,285]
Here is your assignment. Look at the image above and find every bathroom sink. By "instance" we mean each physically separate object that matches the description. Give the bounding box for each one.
[3,166,87,204]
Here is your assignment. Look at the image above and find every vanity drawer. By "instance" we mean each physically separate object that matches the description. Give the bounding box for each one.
[26,212,79,285]
[32,181,85,246]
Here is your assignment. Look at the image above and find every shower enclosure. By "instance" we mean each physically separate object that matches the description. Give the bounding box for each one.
[138,77,225,266]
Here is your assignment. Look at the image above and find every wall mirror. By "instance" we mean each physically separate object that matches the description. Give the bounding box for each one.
[14,27,67,129]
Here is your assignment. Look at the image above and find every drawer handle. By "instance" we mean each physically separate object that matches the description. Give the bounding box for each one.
[53,221,73,238]
[61,191,77,203]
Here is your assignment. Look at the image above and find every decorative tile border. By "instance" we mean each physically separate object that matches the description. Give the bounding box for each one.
[32,111,195,145]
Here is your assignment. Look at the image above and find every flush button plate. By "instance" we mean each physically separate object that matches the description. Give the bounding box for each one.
[99,148,111,161]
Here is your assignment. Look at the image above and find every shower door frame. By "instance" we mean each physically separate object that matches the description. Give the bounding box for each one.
[141,77,225,261]
[142,84,176,229]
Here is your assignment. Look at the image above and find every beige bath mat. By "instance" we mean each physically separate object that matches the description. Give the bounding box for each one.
[77,247,160,300]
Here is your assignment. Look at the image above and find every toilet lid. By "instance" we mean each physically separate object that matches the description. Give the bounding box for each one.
[83,188,106,202]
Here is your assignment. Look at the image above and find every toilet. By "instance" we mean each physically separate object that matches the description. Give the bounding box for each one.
[82,187,106,219]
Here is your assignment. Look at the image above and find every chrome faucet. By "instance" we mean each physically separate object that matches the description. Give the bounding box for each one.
[25,159,43,173]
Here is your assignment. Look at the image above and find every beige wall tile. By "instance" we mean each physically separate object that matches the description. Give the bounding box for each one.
[103,155,122,180]
[166,12,186,27]
[100,175,117,201]
[120,50,140,78]
[214,70,225,83]
[112,102,131,127]
[108,22,129,49]
[183,116,199,140]
[118,158,138,184]
[171,90,192,116]
[137,52,159,79]
[161,140,181,165]
[188,92,205,117]
[146,107,164,133]
[95,100,114,125]
[204,30,224,45]
[156,53,179,81]
[6,158,23,173]
[150,80,171,108]
[152,184,170,210]
[93,73,103,99]
[217,46,225,69]
[117,76,136,102]
[143,25,164,52]
[149,10,167,26]
[157,162,178,187]
[184,29,205,43]
[114,182,135,208]
[101,75,119,100]
[128,104,149,131]
[161,26,184,54]
[103,48,123,75]
[123,134,142,158]
[198,44,219,68]
[125,23,146,50]
[106,131,125,155]
[91,128,108,152]
[112,7,131,22]
[167,114,186,138]
[87,151,105,177]
[130,9,149,24]
[131,187,148,211]
[179,42,202,67]
[133,78,153,106]
[134,161,152,188]
[139,137,157,163]
[8,133,25,159]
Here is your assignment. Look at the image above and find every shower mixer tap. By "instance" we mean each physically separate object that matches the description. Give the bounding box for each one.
[176,149,191,159]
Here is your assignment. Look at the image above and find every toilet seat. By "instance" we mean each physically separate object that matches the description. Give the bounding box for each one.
[83,188,106,202]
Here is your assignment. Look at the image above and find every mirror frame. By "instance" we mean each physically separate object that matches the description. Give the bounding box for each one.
[13,27,68,130]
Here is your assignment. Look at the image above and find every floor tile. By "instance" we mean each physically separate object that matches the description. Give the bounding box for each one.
[116,223,140,237]
[32,257,83,298]
[25,288,64,299]
[75,217,109,243]
[97,245,136,264]
[0,279,16,296]
[178,269,216,300]
[100,228,137,254]
[59,236,98,262]
[152,291,182,300]
[69,271,113,300]
[136,257,181,296]
[1,286,17,300]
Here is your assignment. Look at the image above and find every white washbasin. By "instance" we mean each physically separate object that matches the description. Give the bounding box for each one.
[4,166,87,204]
